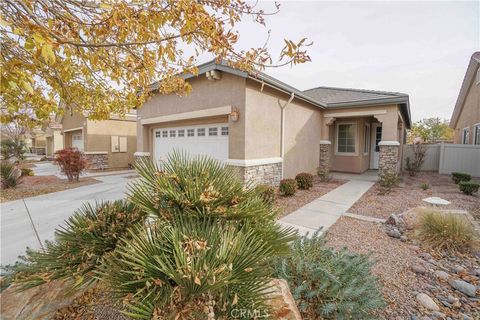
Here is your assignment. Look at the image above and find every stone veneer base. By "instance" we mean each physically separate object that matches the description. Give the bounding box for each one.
[378,144,399,176]
[230,162,282,186]
[318,143,331,174]
[84,153,108,170]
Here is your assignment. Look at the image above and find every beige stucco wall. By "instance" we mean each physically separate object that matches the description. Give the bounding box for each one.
[86,119,137,168]
[138,73,246,158]
[453,83,480,143]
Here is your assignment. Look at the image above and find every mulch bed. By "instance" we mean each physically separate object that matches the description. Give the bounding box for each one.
[0,175,99,203]
[349,172,480,220]
[276,177,347,217]
[325,216,428,319]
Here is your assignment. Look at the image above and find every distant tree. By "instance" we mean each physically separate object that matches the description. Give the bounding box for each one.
[408,117,453,143]
[0,122,28,160]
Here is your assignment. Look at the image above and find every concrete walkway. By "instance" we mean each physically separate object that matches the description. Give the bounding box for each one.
[0,173,136,266]
[279,178,375,236]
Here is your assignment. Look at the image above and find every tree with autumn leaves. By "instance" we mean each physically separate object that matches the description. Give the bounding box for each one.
[1,0,311,127]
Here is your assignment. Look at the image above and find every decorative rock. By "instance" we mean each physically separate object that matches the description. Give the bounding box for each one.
[412,264,427,274]
[449,280,477,297]
[386,227,402,239]
[432,311,445,319]
[434,270,449,281]
[419,252,432,260]
[264,279,302,320]
[416,293,440,311]
[447,295,458,304]
[440,300,451,308]
[422,197,451,206]
[401,235,408,242]
[453,266,466,274]
[473,268,480,277]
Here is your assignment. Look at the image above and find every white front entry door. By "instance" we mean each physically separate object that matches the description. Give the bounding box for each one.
[370,124,382,169]
[153,123,229,163]
[71,132,84,151]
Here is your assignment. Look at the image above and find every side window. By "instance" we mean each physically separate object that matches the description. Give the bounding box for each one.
[462,128,470,144]
[475,125,480,145]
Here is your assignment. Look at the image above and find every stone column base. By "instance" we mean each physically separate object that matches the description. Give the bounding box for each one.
[378,141,400,176]
[133,152,151,164]
[227,158,282,186]
[318,141,331,175]
[84,152,108,170]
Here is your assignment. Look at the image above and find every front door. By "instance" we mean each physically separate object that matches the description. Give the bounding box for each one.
[370,124,382,169]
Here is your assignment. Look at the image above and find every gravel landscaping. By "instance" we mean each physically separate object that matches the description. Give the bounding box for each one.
[349,172,480,220]
[276,176,347,217]
[0,175,99,203]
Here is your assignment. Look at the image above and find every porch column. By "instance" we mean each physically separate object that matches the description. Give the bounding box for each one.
[375,113,400,176]
[319,117,335,175]
[134,117,151,163]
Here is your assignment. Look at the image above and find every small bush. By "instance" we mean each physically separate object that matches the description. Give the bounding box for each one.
[0,161,21,189]
[54,148,87,181]
[416,211,479,253]
[451,172,471,184]
[420,182,430,190]
[20,167,34,177]
[14,200,146,289]
[295,172,313,190]
[317,168,332,182]
[273,232,385,319]
[378,172,399,194]
[279,178,297,196]
[405,142,427,177]
[459,181,479,195]
[255,184,276,204]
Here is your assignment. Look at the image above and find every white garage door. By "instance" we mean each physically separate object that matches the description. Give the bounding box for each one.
[71,132,84,151]
[154,123,229,163]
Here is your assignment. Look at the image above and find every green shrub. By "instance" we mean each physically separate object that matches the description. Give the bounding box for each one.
[279,178,297,196]
[255,184,276,204]
[451,172,471,184]
[459,181,479,195]
[273,232,385,319]
[317,168,332,182]
[0,161,21,188]
[378,172,399,194]
[13,200,146,289]
[420,182,430,190]
[416,211,479,253]
[295,172,313,190]
[20,167,34,177]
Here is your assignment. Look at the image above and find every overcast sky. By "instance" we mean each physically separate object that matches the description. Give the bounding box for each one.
[222,1,479,123]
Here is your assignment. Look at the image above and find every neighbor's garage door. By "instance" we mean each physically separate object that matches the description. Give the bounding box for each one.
[154,123,229,162]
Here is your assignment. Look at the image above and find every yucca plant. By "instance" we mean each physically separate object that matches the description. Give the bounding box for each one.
[273,232,385,319]
[99,217,275,319]
[0,161,21,188]
[14,200,146,290]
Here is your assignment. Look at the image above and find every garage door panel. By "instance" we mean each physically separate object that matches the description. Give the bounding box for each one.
[154,123,228,163]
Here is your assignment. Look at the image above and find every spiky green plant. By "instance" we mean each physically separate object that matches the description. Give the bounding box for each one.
[273,232,385,319]
[0,161,21,188]
[99,217,275,319]
[13,200,146,290]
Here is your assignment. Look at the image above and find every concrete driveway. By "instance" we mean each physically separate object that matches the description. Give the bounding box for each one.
[0,173,137,266]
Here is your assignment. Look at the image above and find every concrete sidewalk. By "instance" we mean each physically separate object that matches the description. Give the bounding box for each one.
[0,173,137,266]
[279,179,374,236]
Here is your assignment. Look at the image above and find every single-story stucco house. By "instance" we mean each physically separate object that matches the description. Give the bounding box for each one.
[450,52,480,145]
[60,112,137,169]
[135,61,411,185]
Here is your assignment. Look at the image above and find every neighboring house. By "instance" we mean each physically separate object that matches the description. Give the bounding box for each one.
[450,52,480,145]
[136,61,411,185]
[45,119,64,157]
[60,112,137,169]
[26,128,48,155]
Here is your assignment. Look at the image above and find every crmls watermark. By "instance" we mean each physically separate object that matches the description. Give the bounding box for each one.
[230,308,270,318]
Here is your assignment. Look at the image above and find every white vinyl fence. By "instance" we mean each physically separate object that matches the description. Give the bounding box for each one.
[403,143,480,177]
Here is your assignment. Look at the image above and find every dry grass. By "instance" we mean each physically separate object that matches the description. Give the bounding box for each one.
[0,175,99,203]
[349,172,480,220]
[416,211,479,253]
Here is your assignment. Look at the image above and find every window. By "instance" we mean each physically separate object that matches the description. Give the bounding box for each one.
[197,128,205,136]
[169,130,176,137]
[162,130,168,138]
[375,126,382,152]
[155,131,161,138]
[364,124,370,154]
[336,123,357,154]
[221,126,229,136]
[178,129,185,137]
[477,68,480,85]
[111,136,127,152]
[209,127,218,136]
[474,124,480,145]
[187,129,195,137]
[462,127,470,144]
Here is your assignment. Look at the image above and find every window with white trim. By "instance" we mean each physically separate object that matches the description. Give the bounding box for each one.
[337,123,357,154]
[162,130,168,138]
[209,127,218,136]
[221,126,229,136]
[187,129,195,137]
[169,130,176,137]
[474,124,480,145]
[462,127,470,144]
[178,129,185,137]
[364,124,370,154]
[197,128,205,136]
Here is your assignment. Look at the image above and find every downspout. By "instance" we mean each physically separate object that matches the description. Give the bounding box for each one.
[280,93,295,179]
